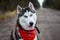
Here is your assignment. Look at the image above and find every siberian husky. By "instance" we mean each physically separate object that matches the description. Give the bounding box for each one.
[10,2,40,40]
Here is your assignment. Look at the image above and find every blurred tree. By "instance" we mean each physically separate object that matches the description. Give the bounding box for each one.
[43,0,60,10]
[30,0,40,9]
[0,0,40,11]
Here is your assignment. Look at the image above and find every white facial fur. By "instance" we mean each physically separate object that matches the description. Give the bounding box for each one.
[17,2,37,30]
[19,11,37,30]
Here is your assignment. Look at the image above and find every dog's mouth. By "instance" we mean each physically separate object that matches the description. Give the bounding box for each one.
[29,26,33,27]
[29,25,33,27]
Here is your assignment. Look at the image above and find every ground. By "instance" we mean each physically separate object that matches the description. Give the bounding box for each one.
[0,8,60,40]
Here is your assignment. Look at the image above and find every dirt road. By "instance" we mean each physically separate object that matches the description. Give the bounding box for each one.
[37,8,60,40]
[0,8,60,40]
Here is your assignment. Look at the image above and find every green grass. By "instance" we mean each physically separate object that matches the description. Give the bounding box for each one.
[0,10,16,21]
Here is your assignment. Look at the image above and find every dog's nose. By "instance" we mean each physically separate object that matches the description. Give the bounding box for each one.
[29,22,33,26]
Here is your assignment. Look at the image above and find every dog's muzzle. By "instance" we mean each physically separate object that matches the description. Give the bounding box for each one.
[29,22,33,27]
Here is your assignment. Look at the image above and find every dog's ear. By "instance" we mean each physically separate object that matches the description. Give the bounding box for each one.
[17,5,22,14]
[28,2,35,10]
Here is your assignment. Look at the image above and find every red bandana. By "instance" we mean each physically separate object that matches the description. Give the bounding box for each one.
[18,29,36,40]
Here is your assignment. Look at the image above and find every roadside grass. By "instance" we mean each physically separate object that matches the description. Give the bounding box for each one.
[0,10,16,21]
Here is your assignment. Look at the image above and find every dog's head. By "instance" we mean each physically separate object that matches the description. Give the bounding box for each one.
[17,2,37,30]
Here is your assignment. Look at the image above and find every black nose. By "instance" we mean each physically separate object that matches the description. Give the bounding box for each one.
[29,22,33,26]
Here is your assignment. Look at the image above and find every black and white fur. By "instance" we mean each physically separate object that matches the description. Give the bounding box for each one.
[10,2,40,40]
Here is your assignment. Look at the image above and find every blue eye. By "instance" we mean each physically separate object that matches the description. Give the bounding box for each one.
[30,14,33,17]
[24,15,28,18]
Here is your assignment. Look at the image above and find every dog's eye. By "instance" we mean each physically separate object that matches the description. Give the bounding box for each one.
[24,15,28,18]
[30,14,33,17]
